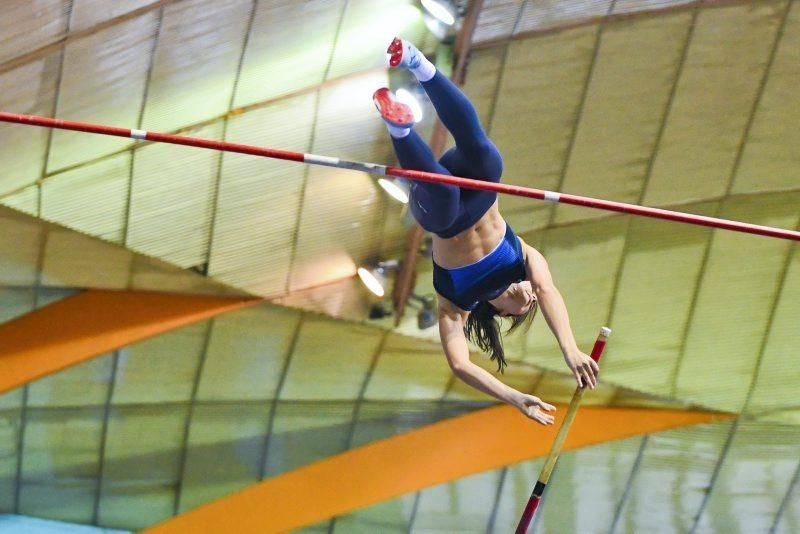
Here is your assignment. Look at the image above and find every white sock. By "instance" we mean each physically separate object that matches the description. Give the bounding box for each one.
[411,54,436,83]
[386,123,411,138]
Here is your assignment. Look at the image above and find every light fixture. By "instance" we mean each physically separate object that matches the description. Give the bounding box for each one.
[421,0,456,26]
[357,259,400,297]
[408,293,438,329]
[378,178,409,204]
[395,88,423,122]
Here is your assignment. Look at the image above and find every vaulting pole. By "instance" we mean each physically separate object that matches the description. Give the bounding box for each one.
[515,327,611,534]
[1,111,798,242]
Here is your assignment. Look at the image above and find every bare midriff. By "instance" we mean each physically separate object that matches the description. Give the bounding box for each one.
[431,201,506,269]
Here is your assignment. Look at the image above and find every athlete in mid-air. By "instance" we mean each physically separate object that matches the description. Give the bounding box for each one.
[373,38,599,425]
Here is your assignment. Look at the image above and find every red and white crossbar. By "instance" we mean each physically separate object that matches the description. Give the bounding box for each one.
[1,111,798,242]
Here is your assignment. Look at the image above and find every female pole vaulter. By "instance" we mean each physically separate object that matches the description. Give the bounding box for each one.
[373,38,599,425]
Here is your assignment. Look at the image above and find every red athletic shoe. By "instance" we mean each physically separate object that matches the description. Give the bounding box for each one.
[386,37,423,70]
[372,88,414,128]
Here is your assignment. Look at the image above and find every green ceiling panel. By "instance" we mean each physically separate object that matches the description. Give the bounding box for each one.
[196,306,301,401]
[412,469,503,533]
[489,460,546,533]
[364,335,450,400]
[696,422,800,533]
[46,11,158,173]
[281,318,382,400]
[0,288,35,324]
[326,0,426,80]
[263,401,355,478]
[613,422,734,532]
[331,493,414,533]
[532,434,643,533]
[27,354,114,408]
[98,405,187,530]
[0,403,21,511]
[111,323,208,405]
[524,216,627,368]
[747,244,800,417]
[208,95,314,296]
[19,406,104,524]
[177,402,271,514]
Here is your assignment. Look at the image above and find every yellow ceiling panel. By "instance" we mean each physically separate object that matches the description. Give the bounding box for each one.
[326,0,426,80]
[140,0,252,133]
[232,0,345,107]
[0,59,57,192]
[644,1,789,206]
[732,1,800,194]
[674,194,799,411]
[601,202,717,395]
[745,242,800,415]
[0,184,39,215]
[0,208,41,286]
[473,0,524,44]
[489,27,598,235]
[208,94,315,296]
[41,152,130,244]
[554,12,693,225]
[289,72,390,291]
[127,122,222,268]
[524,216,627,367]
[0,0,69,63]
[47,12,158,172]
[40,231,131,290]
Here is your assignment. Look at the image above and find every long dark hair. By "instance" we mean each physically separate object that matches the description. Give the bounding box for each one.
[464,300,537,373]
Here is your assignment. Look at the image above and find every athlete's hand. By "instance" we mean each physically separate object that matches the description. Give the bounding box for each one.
[564,349,599,389]
[513,392,556,425]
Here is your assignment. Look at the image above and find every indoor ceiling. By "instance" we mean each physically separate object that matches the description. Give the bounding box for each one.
[0,0,798,532]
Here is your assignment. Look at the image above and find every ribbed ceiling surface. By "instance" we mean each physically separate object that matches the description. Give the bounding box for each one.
[1,0,799,532]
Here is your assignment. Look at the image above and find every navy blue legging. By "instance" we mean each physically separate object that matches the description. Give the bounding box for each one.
[391,71,503,238]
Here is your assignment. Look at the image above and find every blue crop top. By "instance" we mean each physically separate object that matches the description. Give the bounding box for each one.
[432,223,527,311]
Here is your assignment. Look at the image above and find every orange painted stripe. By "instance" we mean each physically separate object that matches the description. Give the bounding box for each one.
[143,405,732,534]
[0,289,259,393]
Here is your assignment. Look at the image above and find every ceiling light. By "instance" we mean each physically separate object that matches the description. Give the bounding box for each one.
[357,260,399,298]
[395,88,423,122]
[357,267,386,297]
[421,0,455,26]
[378,178,409,204]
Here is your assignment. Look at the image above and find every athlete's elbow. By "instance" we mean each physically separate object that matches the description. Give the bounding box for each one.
[447,358,469,377]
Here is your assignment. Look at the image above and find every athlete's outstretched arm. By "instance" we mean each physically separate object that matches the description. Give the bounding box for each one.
[437,297,555,425]
[523,245,600,389]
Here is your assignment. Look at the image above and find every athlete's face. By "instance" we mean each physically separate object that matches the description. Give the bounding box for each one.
[493,281,535,317]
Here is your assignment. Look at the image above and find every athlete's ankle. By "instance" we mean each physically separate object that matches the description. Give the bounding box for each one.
[386,37,436,82]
